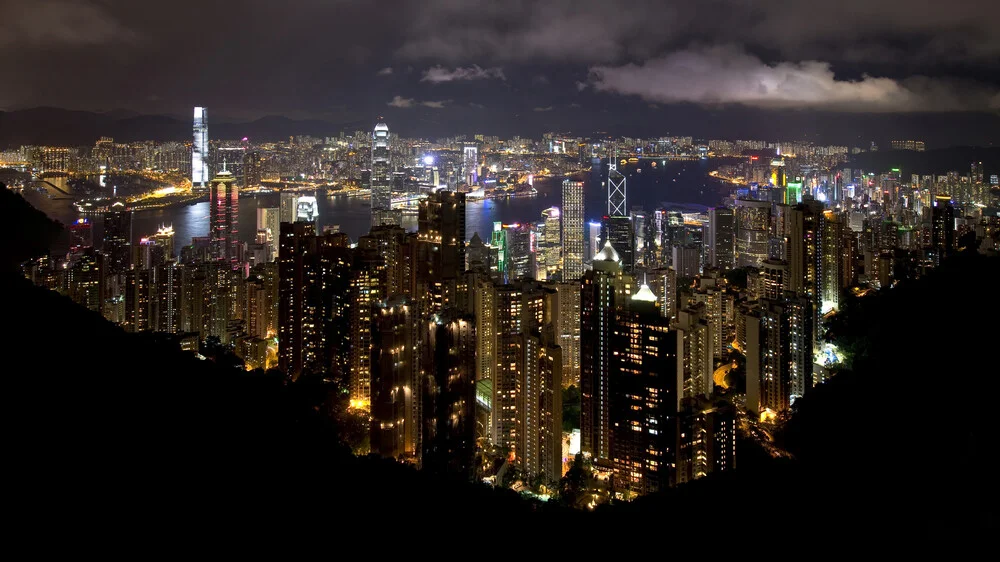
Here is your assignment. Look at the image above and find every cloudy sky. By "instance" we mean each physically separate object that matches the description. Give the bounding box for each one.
[1,0,998,141]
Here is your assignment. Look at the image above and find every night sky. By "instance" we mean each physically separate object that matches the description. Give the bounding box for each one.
[1,0,998,142]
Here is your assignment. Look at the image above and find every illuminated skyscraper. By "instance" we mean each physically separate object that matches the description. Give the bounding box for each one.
[674,305,713,408]
[371,119,392,226]
[463,143,479,185]
[971,161,984,184]
[581,241,635,464]
[279,192,299,224]
[610,285,677,496]
[192,107,209,189]
[69,218,93,252]
[256,207,279,262]
[371,297,418,460]
[102,202,132,275]
[930,195,954,265]
[504,223,534,281]
[608,158,627,216]
[707,207,735,270]
[735,199,771,268]
[278,221,322,381]
[417,190,466,314]
[150,225,175,260]
[561,179,584,280]
[296,195,319,223]
[746,296,813,414]
[243,150,262,189]
[601,215,634,272]
[538,207,562,281]
[208,170,239,266]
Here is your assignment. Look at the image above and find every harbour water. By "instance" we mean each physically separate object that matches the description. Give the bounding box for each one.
[21,159,730,251]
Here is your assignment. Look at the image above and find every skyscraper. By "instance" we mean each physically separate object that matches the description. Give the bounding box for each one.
[102,202,132,275]
[504,223,534,281]
[746,296,813,414]
[581,242,635,464]
[296,195,319,223]
[278,221,321,381]
[416,190,466,314]
[463,143,479,185]
[608,159,627,216]
[192,107,209,189]
[610,285,677,496]
[370,297,418,460]
[601,215,634,272]
[243,150,262,189]
[735,199,771,268]
[561,179,585,280]
[707,207,735,270]
[371,119,392,226]
[538,207,562,281]
[208,170,239,267]
[279,192,299,224]
[930,195,954,265]
[256,207,279,262]
[675,305,713,408]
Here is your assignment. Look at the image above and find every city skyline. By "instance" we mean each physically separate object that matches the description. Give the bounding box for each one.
[2,0,998,540]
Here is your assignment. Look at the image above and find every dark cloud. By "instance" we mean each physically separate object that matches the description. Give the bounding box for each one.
[0,0,997,132]
[0,0,135,46]
[387,96,450,109]
[533,106,554,112]
[420,65,506,83]
[589,46,1000,112]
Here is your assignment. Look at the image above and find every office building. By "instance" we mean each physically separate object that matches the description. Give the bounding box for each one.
[463,143,479,185]
[707,207,735,270]
[67,219,93,253]
[256,207,279,262]
[102,202,132,274]
[608,158,627,216]
[538,207,562,281]
[671,244,701,277]
[209,170,239,266]
[505,223,534,281]
[930,195,954,265]
[371,119,392,226]
[296,194,319,223]
[601,215,634,272]
[562,180,585,279]
[587,222,602,264]
[279,192,299,224]
[192,107,209,189]
[243,150,262,189]
[735,199,770,268]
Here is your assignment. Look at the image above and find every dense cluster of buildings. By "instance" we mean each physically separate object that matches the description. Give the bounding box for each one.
[15,108,1000,502]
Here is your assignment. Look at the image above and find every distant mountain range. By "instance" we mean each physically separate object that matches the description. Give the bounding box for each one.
[3,106,1000,156]
[0,107,349,147]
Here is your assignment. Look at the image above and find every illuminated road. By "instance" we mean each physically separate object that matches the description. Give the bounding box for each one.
[713,362,735,389]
